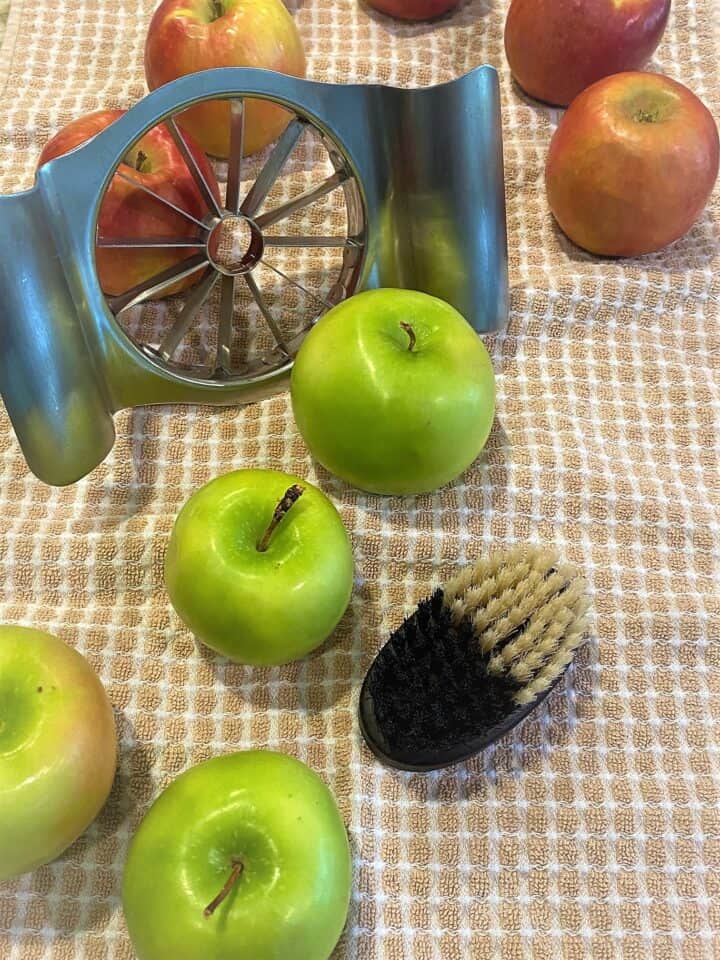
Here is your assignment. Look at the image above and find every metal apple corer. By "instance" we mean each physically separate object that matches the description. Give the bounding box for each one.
[0,66,508,486]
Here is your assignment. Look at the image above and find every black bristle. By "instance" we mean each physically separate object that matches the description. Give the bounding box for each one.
[365,589,518,757]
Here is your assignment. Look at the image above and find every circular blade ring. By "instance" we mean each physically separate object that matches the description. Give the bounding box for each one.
[97,95,367,385]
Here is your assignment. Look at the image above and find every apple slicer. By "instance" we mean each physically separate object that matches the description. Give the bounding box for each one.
[0,67,507,486]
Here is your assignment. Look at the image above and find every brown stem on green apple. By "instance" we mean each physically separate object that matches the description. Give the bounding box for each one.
[210,0,224,20]
[203,857,244,918]
[400,322,416,352]
[257,485,304,552]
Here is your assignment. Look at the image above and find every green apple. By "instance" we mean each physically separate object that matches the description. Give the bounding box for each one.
[290,289,496,495]
[122,750,352,960]
[164,469,353,665]
[0,626,116,881]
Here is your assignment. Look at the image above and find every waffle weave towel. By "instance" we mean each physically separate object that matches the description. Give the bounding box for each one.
[0,0,719,957]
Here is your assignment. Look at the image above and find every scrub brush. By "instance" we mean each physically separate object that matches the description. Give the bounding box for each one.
[359,544,590,771]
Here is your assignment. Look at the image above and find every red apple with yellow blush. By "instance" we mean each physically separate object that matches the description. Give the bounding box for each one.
[144,0,306,159]
[505,0,671,106]
[38,110,221,298]
[545,72,720,257]
[0,626,116,881]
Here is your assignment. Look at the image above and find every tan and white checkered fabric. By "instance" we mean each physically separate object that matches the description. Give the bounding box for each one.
[1,0,719,957]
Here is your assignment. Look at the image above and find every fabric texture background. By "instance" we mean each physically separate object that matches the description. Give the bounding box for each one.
[0,0,719,957]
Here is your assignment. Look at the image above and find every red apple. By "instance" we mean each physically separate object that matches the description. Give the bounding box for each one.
[144,0,306,159]
[364,0,459,21]
[545,72,720,257]
[38,110,221,298]
[0,626,116,881]
[505,0,671,106]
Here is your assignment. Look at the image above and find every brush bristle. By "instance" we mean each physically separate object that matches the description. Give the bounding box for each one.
[444,545,589,705]
[366,590,518,755]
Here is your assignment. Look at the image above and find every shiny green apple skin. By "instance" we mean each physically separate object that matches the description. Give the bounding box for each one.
[122,751,352,960]
[290,289,496,496]
[164,469,353,665]
[0,626,116,881]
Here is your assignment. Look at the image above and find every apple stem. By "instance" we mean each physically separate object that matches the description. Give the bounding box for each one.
[204,857,244,919]
[400,322,416,352]
[633,108,660,124]
[135,150,148,172]
[210,0,224,19]
[257,485,304,552]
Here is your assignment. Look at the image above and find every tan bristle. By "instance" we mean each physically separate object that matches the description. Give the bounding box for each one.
[442,544,590,705]
[443,564,478,607]
[506,604,577,684]
[445,551,529,626]
[501,579,586,674]
[487,600,574,682]
[513,613,589,705]
[444,543,548,604]
[454,561,532,626]
[445,544,561,654]
[474,567,569,654]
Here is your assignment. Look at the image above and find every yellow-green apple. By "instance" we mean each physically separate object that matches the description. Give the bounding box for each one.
[37,109,221,298]
[505,0,671,106]
[0,626,116,881]
[363,0,459,21]
[290,289,496,496]
[144,0,306,158]
[546,72,720,256]
[165,469,353,665]
[123,750,352,960]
